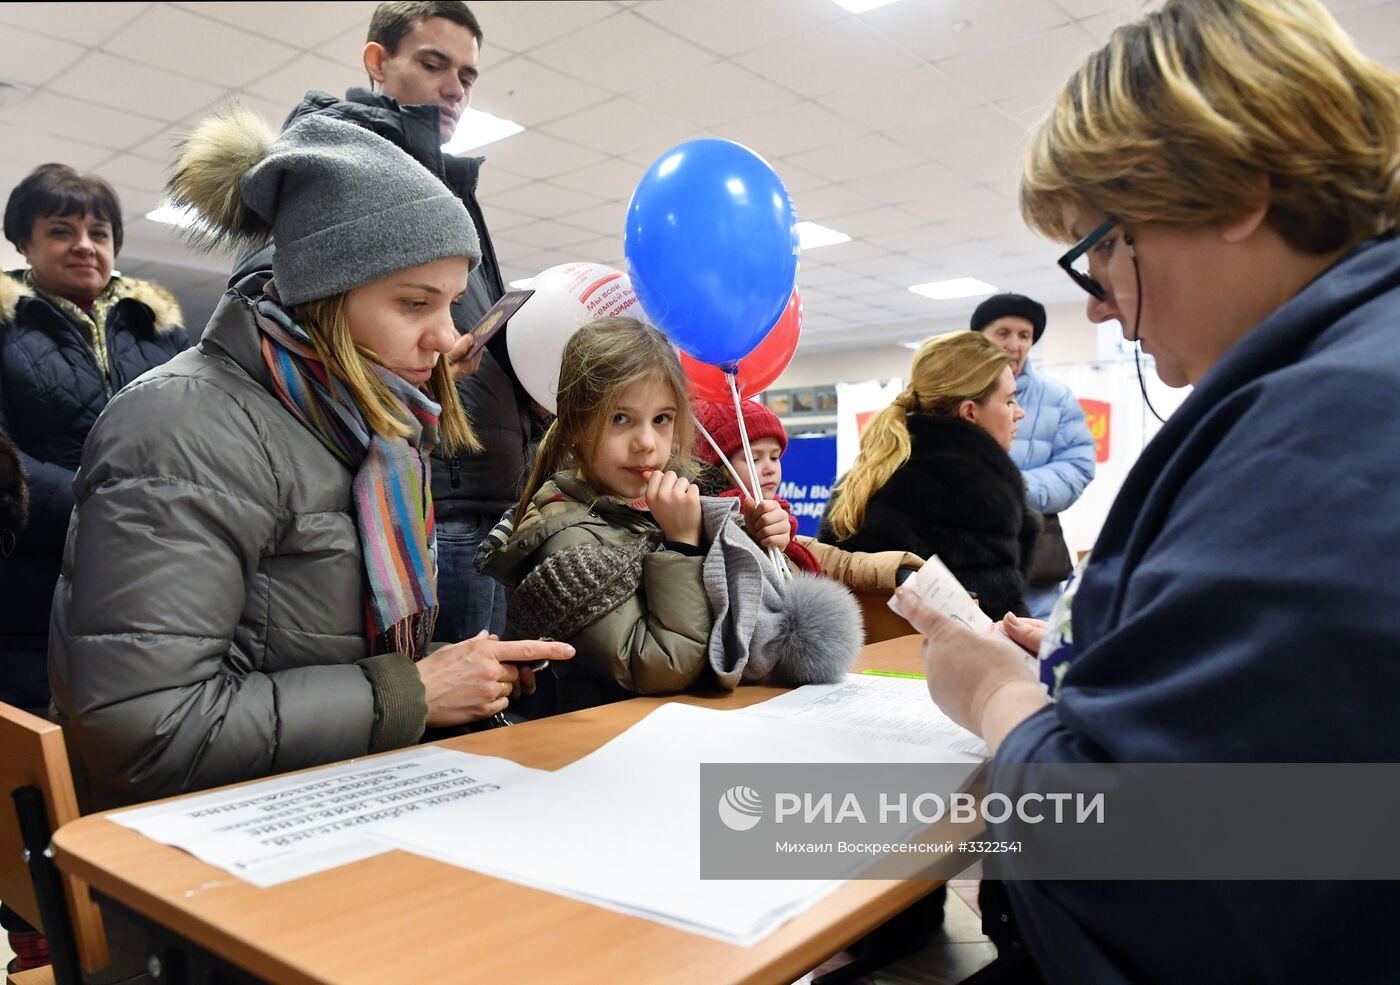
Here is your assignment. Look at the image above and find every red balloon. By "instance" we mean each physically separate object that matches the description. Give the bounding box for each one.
[682,289,802,401]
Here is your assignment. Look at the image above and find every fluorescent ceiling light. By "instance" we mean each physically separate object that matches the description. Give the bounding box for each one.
[508,277,535,289]
[796,221,851,250]
[145,204,202,228]
[900,340,925,350]
[908,276,997,301]
[442,108,523,155]
[831,0,904,12]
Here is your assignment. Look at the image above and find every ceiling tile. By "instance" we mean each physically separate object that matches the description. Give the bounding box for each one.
[559,202,630,238]
[942,149,1023,191]
[0,27,85,87]
[514,249,578,275]
[790,184,881,226]
[817,66,986,132]
[0,123,112,175]
[106,181,162,219]
[937,24,1098,105]
[841,253,931,280]
[549,157,647,202]
[90,152,166,193]
[734,18,920,98]
[173,2,378,50]
[464,1,619,54]
[631,62,799,129]
[844,162,977,208]
[529,12,718,94]
[478,206,535,232]
[0,91,166,152]
[0,2,149,46]
[104,5,299,88]
[244,54,367,107]
[862,0,1071,64]
[824,206,925,239]
[480,131,606,180]
[507,220,598,250]
[476,165,534,197]
[48,51,226,122]
[634,0,846,58]
[538,97,698,156]
[489,237,538,264]
[785,134,923,183]
[887,105,1029,162]
[486,180,607,220]
[471,56,613,128]
[1053,0,1143,19]
[798,238,884,263]
[569,237,623,266]
[713,101,866,159]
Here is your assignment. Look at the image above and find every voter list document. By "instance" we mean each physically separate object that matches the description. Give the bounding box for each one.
[108,747,545,887]
[739,674,989,761]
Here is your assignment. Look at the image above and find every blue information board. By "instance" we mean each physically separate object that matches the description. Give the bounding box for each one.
[777,434,837,537]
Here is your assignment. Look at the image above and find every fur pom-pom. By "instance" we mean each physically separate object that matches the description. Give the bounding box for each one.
[167,106,276,252]
[762,573,864,686]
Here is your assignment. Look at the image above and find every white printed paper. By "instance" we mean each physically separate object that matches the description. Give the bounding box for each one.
[888,555,994,631]
[109,747,544,888]
[374,704,975,946]
[740,674,988,761]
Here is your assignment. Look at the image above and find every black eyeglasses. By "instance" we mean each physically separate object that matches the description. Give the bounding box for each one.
[1057,216,1120,301]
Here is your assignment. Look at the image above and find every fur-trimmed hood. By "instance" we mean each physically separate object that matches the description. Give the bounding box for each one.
[0,270,183,334]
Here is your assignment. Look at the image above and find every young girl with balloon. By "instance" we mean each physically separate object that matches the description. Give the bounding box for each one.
[478,317,861,714]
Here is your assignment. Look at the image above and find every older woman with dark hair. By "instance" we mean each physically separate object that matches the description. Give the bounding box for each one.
[902,1,1400,982]
[0,163,189,715]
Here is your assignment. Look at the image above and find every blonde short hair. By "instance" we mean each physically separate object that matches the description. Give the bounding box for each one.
[1020,0,1400,252]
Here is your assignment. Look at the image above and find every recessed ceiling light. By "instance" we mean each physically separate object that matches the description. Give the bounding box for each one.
[508,277,535,289]
[442,108,524,155]
[907,277,997,301]
[796,221,851,250]
[831,0,904,12]
[145,204,202,228]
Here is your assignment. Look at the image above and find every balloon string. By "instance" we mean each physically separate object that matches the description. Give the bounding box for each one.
[694,419,757,500]
[727,372,791,583]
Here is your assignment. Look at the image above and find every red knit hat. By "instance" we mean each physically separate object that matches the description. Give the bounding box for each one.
[690,398,788,465]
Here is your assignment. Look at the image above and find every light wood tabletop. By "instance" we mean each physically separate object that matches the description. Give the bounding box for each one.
[51,634,976,985]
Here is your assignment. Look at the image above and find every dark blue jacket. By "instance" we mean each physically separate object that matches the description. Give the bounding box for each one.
[0,271,188,712]
[993,235,1400,984]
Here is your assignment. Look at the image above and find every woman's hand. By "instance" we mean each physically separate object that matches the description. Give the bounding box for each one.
[896,587,1047,755]
[999,611,1047,657]
[445,333,485,381]
[416,632,574,725]
[644,469,702,546]
[743,498,791,551]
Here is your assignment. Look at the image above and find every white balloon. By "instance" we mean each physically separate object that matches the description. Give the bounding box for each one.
[506,262,642,414]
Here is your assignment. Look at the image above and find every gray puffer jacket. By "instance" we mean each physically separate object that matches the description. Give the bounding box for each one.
[49,275,427,811]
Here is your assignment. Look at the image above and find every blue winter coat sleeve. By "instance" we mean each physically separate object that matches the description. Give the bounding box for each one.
[0,408,74,552]
[1022,385,1095,514]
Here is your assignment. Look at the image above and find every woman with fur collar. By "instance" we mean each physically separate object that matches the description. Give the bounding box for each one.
[820,331,1040,620]
[0,164,189,716]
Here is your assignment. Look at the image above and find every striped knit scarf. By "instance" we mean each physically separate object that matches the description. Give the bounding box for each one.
[253,289,440,658]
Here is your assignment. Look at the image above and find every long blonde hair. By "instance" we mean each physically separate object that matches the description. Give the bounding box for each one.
[1020,0,1400,250]
[825,332,1011,540]
[515,317,694,519]
[290,293,479,455]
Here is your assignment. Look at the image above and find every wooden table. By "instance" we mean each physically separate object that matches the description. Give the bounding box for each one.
[52,635,976,985]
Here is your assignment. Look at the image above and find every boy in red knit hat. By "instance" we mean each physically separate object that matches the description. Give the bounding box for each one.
[691,397,923,593]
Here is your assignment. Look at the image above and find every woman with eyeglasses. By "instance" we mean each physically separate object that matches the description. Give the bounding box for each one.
[897,1,1400,982]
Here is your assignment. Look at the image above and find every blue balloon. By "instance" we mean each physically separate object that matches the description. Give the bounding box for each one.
[625,140,800,368]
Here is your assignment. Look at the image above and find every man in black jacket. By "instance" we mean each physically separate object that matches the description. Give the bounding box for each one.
[239,1,533,641]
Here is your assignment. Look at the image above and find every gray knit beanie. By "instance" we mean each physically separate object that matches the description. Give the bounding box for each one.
[169,107,480,306]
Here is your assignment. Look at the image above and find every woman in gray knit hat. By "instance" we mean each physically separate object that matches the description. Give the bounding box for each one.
[49,108,573,823]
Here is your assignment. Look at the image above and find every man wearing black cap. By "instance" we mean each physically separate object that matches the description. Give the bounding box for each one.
[972,292,1096,619]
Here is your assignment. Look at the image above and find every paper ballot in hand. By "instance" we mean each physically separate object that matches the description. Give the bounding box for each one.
[888,556,994,631]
